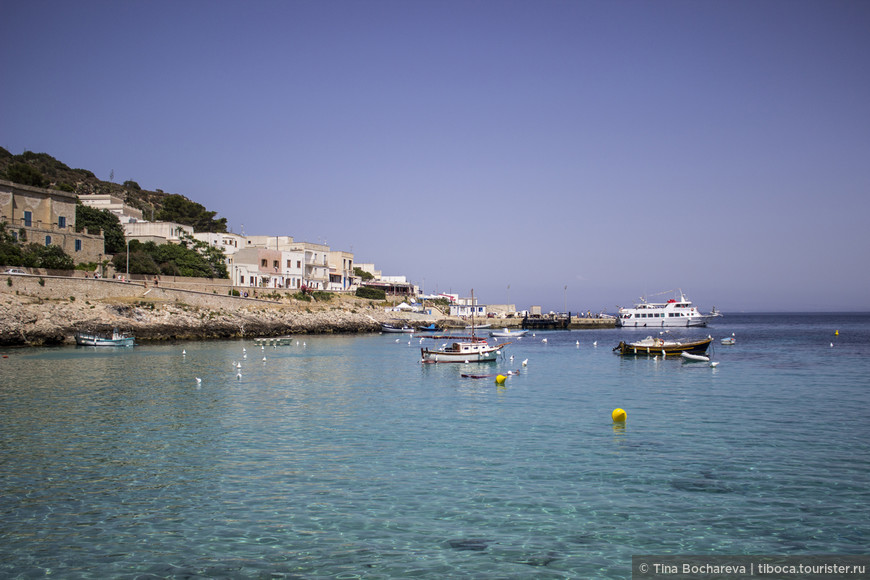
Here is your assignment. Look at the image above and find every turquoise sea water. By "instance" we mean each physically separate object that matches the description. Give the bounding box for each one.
[1,314,869,579]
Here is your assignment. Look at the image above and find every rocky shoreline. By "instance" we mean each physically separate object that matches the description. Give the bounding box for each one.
[0,293,403,347]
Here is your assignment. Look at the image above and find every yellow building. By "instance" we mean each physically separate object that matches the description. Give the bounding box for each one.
[0,179,105,264]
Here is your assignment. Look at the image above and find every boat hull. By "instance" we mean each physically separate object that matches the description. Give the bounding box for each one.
[613,337,712,357]
[489,329,528,338]
[381,324,414,333]
[421,343,504,363]
[75,333,134,347]
[616,316,709,328]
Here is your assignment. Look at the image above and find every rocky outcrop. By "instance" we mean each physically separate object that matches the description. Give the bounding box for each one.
[0,294,391,346]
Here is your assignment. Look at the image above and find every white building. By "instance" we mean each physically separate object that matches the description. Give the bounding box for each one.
[78,194,144,223]
[123,221,193,243]
[192,232,246,257]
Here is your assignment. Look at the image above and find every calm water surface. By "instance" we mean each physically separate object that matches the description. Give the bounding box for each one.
[1,314,869,578]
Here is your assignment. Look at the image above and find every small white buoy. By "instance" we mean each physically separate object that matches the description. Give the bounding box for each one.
[182,349,187,355]
[710,361,719,367]
[830,342,834,347]
[262,356,267,362]
[195,377,201,384]
[542,338,548,343]
[237,362,242,369]
[593,341,598,347]
[522,358,528,366]
[576,340,580,346]
[243,348,246,353]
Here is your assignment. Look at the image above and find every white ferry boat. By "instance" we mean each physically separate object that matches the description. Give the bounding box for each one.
[616,290,718,328]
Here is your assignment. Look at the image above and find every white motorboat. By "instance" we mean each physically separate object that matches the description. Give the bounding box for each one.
[489,328,528,338]
[381,323,414,333]
[680,352,711,362]
[616,289,718,328]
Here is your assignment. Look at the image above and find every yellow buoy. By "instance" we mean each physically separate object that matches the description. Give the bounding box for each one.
[835,330,839,336]
[495,374,507,384]
[612,408,627,422]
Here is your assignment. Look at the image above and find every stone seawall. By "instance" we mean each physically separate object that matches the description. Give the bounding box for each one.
[0,274,391,346]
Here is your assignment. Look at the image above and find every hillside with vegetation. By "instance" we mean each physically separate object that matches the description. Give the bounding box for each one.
[0,147,227,233]
[1,148,230,277]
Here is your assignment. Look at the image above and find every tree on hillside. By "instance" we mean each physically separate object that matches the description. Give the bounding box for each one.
[75,202,126,254]
[111,238,227,278]
[157,194,228,233]
[3,162,48,188]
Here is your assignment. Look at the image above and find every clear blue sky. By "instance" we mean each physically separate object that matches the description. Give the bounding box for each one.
[3,0,869,312]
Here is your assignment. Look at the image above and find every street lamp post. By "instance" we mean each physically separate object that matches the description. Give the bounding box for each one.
[564,285,568,315]
[126,238,130,280]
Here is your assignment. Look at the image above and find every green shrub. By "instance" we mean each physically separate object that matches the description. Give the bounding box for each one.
[356,286,386,300]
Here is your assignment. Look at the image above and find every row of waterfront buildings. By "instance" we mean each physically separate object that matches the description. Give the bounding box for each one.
[0,179,414,295]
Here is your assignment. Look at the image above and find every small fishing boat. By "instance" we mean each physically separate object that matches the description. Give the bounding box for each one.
[489,328,528,338]
[421,289,507,363]
[416,323,441,332]
[613,336,713,357]
[681,352,711,362]
[381,323,414,333]
[721,334,736,345]
[75,328,135,347]
[420,336,506,363]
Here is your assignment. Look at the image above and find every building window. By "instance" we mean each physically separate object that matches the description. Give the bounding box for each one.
[297,260,301,268]
[45,235,52,246]
[261,259,267,267]
[58,216,66,228]
[75,239,82,252]
[24,211,32,227]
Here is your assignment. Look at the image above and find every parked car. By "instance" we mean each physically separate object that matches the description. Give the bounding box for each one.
[3,268,26,275]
